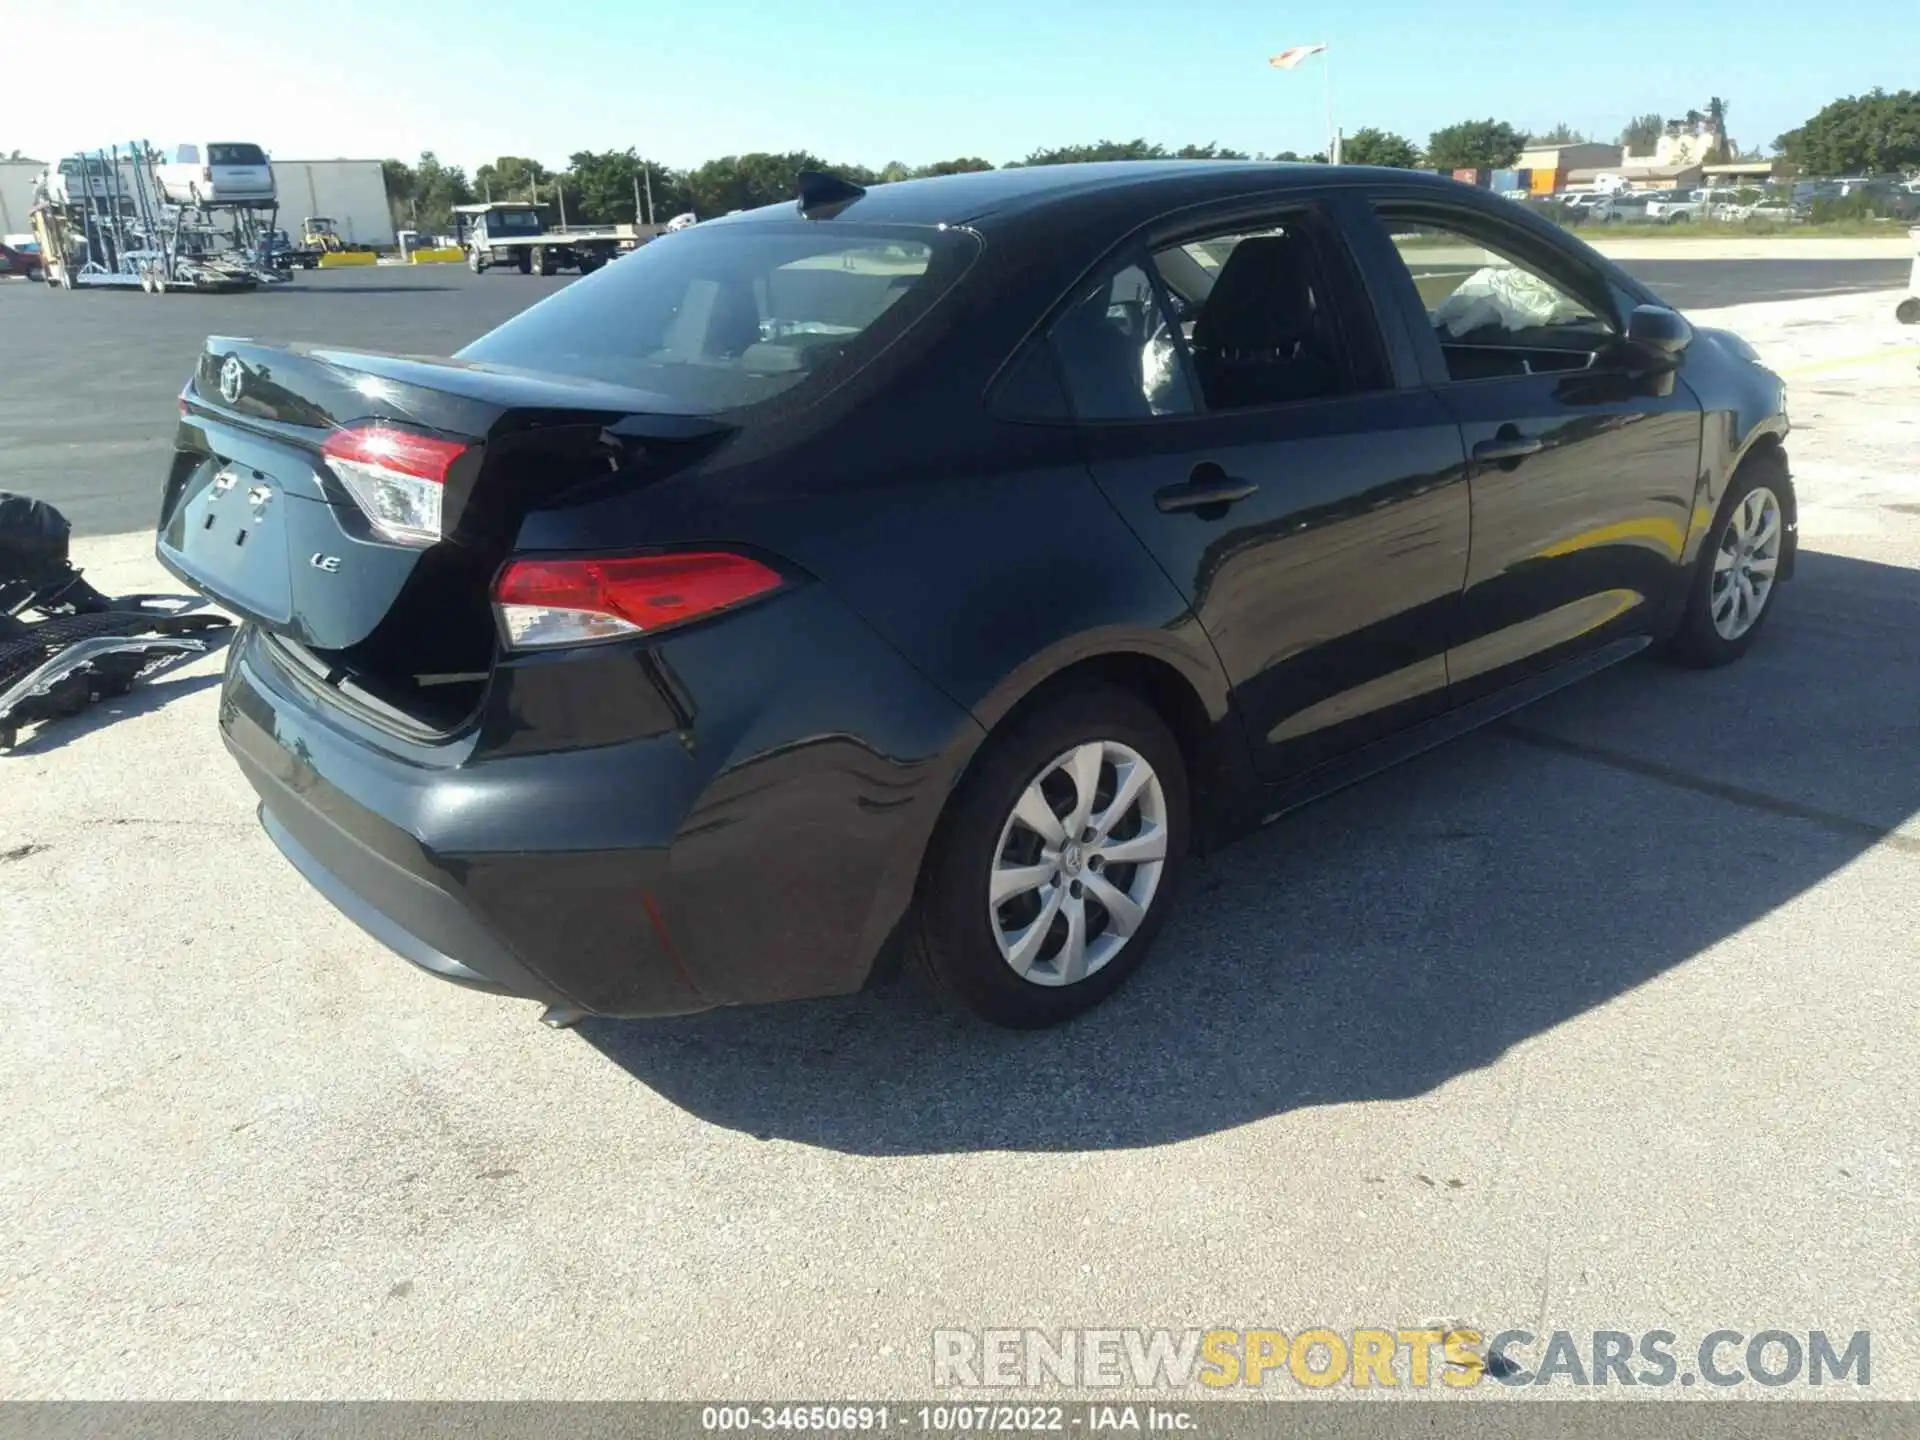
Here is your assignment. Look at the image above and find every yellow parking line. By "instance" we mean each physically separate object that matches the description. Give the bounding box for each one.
[1778,346,1920,379]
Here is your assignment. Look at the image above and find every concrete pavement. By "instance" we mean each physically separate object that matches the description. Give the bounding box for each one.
[2,289,1918,1402]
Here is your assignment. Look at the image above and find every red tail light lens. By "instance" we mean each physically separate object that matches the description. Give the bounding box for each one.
[493,553,783,650]
[321,424,471,546]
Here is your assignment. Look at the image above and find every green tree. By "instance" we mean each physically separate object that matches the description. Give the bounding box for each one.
[1341,127,1422,168]
[1704,96,1733,164]
[1527,122,1588,145]
[381,157,416,230]
[1618,112,1665,155]
[564,149,685,224]
[1775,89,1920,174]
[1171,142,1251,160]
[913,157,995,176]
[474,155,550,203]
[1017,139,1168,166]
[382,151,473,233]
[1426,119,1525,171]
[683,152,831,215]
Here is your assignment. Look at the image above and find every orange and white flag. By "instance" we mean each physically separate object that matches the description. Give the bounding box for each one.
[1269,44,1327,69]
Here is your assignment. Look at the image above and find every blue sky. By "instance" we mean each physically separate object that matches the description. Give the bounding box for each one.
[11,0,1918,172]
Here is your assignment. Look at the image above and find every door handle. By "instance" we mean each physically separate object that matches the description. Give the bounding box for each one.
[1155,465,1259,514]
[1472,433,1544,465]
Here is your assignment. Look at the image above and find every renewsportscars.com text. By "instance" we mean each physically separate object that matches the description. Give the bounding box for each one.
[932,1327,1870,1390]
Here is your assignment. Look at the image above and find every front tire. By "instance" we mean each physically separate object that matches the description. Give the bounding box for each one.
[1668,450,1792,668]
[910,684,1189,1028]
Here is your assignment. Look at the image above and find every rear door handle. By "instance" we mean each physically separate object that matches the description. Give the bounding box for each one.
[1472,433,1544,464]
[1155,465,1260,514]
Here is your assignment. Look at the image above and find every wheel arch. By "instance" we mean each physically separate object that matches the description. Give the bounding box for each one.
[853,632,1256,992]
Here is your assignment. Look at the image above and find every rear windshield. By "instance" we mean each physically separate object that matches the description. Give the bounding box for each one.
[487,209,543,232]
[208,144,267,166]
[458,222,978,414]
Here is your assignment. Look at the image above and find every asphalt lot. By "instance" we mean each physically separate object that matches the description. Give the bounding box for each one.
[0,256,1909,537]
[3,274,1920,1400]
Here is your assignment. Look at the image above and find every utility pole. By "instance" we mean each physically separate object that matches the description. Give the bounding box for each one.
[642,163,655,226]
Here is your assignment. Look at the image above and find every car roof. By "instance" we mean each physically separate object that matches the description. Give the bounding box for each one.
[713,160,1476,231]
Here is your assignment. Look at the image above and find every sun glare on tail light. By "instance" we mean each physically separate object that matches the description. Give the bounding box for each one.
[321,424,471,546]
[493,553,784,650]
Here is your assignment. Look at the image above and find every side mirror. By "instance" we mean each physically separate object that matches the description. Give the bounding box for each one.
[1625,303,1692,361]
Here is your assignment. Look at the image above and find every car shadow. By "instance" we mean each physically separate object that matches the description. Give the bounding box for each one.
[578,548,1920,1154]
[3,646,229,757]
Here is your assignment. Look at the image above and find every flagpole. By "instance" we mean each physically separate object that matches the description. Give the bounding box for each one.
[1323,46,1334,162]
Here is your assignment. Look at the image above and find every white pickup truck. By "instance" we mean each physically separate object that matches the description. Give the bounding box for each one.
[453,202,630,276]
[1641,189,1709,223]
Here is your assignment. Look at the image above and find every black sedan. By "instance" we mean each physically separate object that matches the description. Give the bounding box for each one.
[157,162,1793,1029]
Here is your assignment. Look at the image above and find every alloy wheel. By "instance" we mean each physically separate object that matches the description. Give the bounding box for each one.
[1711,485,1782,641]
[988,740,1169,986]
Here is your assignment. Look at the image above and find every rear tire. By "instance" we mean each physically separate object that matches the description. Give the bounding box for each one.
[515,248,532,275]
[1667,449,1793,668]
[909,684,1190,1028]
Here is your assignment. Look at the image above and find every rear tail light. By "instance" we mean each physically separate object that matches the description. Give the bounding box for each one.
[321,424,471,546]
[492,552,783,650]
[201,166,213,182]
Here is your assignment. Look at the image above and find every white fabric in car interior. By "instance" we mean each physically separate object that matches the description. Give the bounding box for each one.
[1433,266,1587,336]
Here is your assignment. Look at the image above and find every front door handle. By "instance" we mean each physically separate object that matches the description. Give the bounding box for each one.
[1155,464,1260,514]
[1472,432,1544,465]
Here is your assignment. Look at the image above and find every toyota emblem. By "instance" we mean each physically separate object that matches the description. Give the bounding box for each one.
[218,356,245,405]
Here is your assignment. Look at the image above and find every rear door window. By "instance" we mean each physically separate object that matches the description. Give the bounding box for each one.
[1149,217,1387,409]
[459,222,978,415]
[208,144,267,166]
[1046,261,1196,420]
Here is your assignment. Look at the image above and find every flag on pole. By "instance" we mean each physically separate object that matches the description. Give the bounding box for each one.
[1268,44,1327,69]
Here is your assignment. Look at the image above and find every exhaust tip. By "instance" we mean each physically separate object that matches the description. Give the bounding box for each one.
[538,1004,589,1030]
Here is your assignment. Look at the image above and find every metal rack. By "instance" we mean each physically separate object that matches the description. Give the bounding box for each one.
[30,143,291,293]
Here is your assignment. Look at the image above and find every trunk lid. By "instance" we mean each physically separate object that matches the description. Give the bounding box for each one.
[158,337,726,731]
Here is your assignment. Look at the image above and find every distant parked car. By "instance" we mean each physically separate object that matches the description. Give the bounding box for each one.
[1839,180,1917,218]
[0,241,42,280]
[1557,192,1615,224]
[156,143,276,207]
[1643,190,1707,223]
[1609,192,1650,222]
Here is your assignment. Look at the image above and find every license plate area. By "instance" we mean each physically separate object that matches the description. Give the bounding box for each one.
[160,458,297,625]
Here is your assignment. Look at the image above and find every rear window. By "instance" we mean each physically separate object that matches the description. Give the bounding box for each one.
[208,144,267,166]
[459,222,978,414]
[488,209,543,232]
